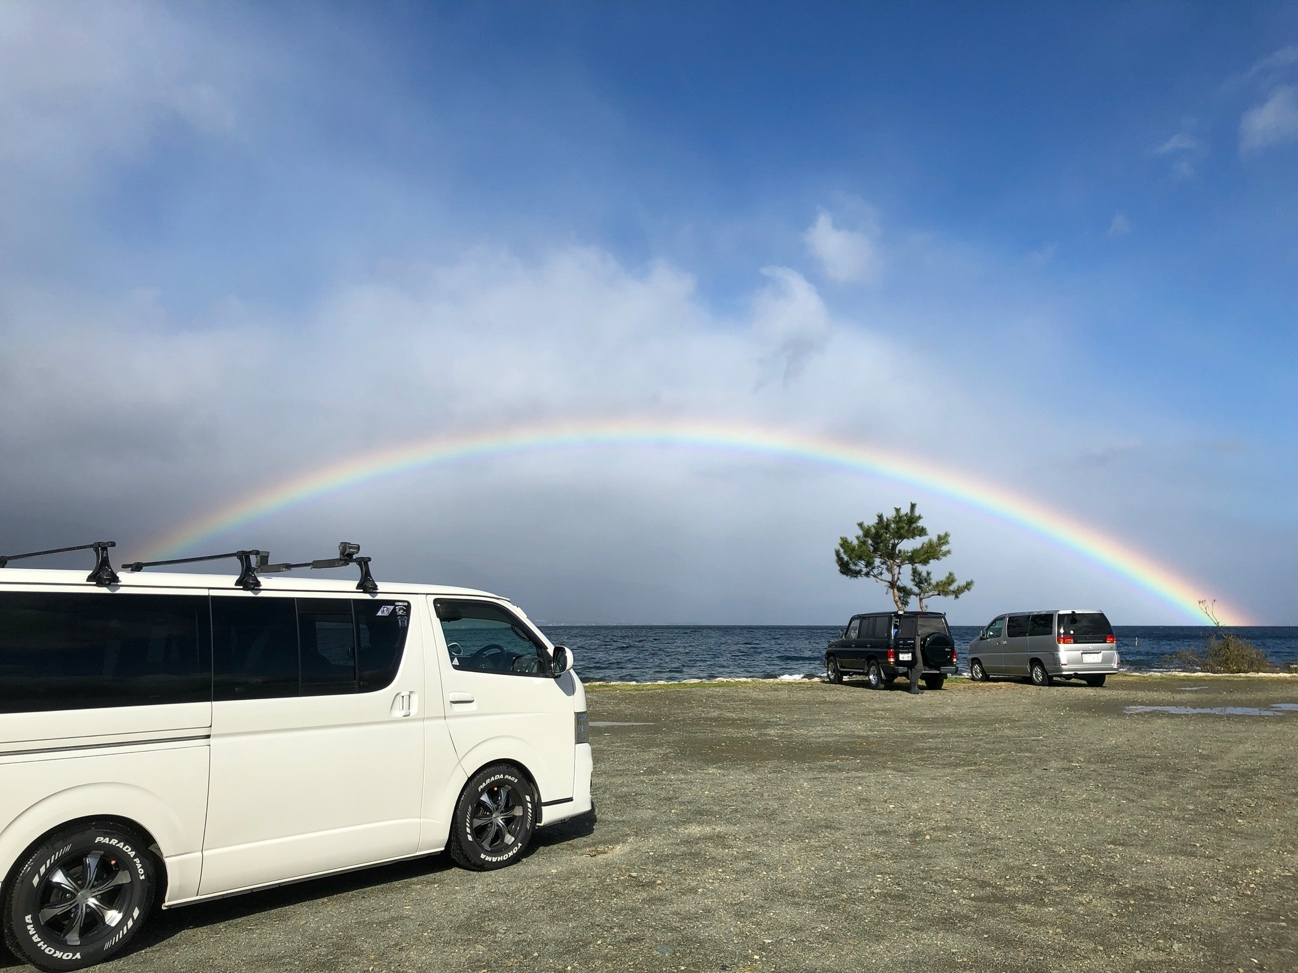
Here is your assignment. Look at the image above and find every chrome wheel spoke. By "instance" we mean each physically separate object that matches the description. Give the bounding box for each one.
[84,895,124,926]
[89,869,133,895]
[65,904,88,946]
[82,851,103,890]
[48,867,80,894]
[39,899,78,924]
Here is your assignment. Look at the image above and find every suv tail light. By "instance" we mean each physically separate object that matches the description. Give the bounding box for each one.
[886,649,895,665]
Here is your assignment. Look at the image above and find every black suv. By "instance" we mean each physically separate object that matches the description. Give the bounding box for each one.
[825,611,958,690]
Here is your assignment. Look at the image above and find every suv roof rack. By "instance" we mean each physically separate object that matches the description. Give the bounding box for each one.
[260,541,378,594]
[0,541,120,586]
[122,550,270,591]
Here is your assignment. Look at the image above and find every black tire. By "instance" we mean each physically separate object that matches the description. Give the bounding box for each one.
[865,659,884,690]
[969,659,989,682]
[3,821,157,972]
[1083,674,1107,687]
[826,656,842,684]
[1030,660,1053,687]
[448,764,537,871]
[923,674,946,691]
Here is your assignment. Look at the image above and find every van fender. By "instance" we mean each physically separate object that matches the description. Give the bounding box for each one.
[434,735,549,825]
[0,783,194,889]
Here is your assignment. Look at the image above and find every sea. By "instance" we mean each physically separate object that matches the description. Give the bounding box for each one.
[537,625,1298,683]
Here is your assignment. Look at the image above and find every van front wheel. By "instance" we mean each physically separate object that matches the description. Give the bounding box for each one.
[448,764,537,871]
[969,659,989,682]
[2,820,157,972]
[1030,661,1053,687]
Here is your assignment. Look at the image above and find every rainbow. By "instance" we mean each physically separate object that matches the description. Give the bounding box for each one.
[139,417,1242,623]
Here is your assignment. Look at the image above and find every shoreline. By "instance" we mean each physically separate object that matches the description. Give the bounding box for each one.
[583,669,1298,688]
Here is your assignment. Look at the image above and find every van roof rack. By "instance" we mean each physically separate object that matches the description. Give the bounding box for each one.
[122,550,270,591]
[259,541,378,594]
[0,541,120,586]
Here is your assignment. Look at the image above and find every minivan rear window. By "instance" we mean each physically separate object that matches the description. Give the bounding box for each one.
[1058,611,1113,644]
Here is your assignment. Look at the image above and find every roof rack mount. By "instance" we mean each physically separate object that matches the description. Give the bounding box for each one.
[0,541,120,586]
[260,541,378,594]
[122,550,269,591]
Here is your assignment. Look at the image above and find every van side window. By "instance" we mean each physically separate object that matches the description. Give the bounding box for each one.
[983,617,1005,639]
[213,598,298,701]
[845,618,861,640]
[1029,613,1054,636]
[436,600,549,677]
[0,592,209,714]
[356,601,409,691]
[298,599,356,695]
[1006,615,1031,638]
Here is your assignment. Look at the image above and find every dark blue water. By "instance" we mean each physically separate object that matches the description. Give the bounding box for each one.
[538,625,1298,683]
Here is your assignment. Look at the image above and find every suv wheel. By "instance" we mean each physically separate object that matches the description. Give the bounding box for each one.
[865,659,884,690]
[1083,674,1106,687]
[3,821,157,972]
[1030,661,1053,687]
[826,656,842,684]
[922,674,946,691]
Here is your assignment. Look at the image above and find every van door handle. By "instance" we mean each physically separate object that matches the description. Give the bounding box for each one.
[392,691,415,717]
[448,692,475,704]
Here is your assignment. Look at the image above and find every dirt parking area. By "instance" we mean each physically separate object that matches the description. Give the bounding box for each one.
[7,675,1296,973]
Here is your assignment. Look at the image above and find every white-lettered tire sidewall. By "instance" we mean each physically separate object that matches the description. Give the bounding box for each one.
[450,765,536,871]
[3,822,156,973]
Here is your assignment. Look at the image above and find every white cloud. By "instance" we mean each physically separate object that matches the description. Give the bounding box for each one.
[1107,213,1132,238]
[1240,85,1298,154]
[803,210,879,283]
[1155,133,1200,155]
[1247,45,1298,81]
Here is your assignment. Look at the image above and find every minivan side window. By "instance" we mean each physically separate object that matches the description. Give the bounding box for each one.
[1028,613,1054,636]
[983,618,1005,639]
[0,592,210,714]
[436,600,550,677]
[1006,615,1031,638]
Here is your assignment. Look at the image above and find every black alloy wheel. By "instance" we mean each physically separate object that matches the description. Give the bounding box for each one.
[448,764,537,871]
[3,821,157,972]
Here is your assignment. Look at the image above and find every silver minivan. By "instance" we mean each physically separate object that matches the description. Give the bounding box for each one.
[967,609,1120,686]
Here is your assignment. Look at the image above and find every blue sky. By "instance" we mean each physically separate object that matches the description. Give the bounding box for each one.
[1,2,1295,623]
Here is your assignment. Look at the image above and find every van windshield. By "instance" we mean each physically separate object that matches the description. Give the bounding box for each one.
[1058,611,1113,644]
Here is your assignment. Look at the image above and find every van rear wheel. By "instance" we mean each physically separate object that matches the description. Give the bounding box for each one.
[448,764,537,871]
[3,820,157,972]
[1030,661,1052,687]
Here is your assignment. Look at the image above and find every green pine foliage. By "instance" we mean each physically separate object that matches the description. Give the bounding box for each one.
[834,502,974,611]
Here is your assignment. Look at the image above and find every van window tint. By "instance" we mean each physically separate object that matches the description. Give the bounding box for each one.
[1058,611,1113,644]
[436,600,549,677]
[845,618,860,640]
[1006,615,1030,638]
[356,601,409,691]
[1029,613,1054,636]
[212,597,298,701]
[0,592,209,713]
[298,599,356,695]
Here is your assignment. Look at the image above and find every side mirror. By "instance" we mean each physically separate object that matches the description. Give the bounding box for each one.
[551,645,572,677]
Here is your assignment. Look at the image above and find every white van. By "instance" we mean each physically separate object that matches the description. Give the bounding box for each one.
[0,544,592,971]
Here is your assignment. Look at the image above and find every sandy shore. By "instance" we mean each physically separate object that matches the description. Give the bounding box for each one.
[43,674,1298,973]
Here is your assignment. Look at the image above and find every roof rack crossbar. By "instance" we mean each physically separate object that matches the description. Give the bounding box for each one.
[0,541,120,586]
[260,541,378,594]
[122,550,270,591]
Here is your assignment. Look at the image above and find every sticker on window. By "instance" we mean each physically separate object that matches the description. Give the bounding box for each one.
[376,605,394,616]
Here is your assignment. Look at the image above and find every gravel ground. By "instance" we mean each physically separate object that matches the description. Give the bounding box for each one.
[6,674,1296,973]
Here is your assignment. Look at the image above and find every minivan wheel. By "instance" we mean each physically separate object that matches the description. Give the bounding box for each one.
[827,656,842,684]
[1083,674,1107,687]
[969,659,988,682]
[865,659,884,690]
[3,820,157,972]
[1030,661,1052,687]
[448,764,537,871]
